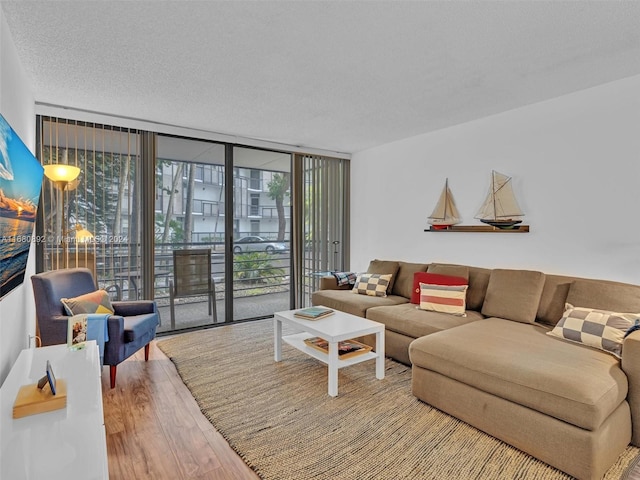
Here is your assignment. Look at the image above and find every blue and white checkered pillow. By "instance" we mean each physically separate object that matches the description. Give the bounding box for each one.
[547,303,639,358]
[352,274,392,297]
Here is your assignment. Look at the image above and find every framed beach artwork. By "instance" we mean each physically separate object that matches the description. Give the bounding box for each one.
[0,113,44,299]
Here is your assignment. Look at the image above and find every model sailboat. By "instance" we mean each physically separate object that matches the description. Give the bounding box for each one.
[428,179,461,229]
[475,170,524,228]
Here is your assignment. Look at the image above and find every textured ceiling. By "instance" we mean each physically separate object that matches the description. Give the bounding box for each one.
[1,1,639,154]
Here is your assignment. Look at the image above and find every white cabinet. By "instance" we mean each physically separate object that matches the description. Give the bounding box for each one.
[0,341,108,479]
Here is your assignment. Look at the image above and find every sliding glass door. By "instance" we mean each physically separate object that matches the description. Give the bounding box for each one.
[232,147,292,321]
[153,140,293,329]
[154,135,226,332]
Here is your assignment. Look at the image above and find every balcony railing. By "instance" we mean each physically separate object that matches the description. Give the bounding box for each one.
[60,240,291,302]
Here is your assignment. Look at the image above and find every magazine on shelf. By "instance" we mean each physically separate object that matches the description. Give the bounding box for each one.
[303,337,372,359]
[294,307,334,320]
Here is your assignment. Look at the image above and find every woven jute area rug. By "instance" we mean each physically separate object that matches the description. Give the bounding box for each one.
[158,319,640,480]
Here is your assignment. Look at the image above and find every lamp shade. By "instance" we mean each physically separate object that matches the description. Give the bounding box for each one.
[43,164,80,183]
[74,225,94,243]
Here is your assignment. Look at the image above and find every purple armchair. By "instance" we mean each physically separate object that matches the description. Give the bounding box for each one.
[31,267,159,388]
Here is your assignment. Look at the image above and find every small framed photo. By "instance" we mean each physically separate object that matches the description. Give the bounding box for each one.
[45,360,57,395]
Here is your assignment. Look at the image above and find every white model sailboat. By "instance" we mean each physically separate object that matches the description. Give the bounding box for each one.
[475,170,524,228]
[428,179,461,229]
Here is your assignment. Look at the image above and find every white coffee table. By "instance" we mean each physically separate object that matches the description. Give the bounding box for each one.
[274,307,385,397]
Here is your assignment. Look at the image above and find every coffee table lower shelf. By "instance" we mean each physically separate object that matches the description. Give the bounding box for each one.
[274,309,385,396]
[283,332,379,367]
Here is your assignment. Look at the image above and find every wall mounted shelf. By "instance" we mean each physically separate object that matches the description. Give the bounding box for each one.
[425,225,530,233]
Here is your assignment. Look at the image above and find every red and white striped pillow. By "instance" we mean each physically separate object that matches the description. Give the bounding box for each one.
[419,282,468,316]
[411,272,467,304]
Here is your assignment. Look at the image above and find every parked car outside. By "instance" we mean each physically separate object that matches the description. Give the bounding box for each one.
[233,236,288,254]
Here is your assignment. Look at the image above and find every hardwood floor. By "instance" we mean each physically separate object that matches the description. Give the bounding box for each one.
[101,341,259,480]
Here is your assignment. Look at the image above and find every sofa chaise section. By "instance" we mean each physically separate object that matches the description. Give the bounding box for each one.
[407,269,640,480]
[409,318,632,480]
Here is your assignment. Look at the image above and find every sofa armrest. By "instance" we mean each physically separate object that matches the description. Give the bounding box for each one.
[622,330,640,446]
[319,275,351,291]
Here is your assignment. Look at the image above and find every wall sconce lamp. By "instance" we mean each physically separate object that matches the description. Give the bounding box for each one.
[43,164,81,268]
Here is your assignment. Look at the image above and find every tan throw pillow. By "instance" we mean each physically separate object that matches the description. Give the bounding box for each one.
[481,269,545,323]
[61,289,115,316]
[419,283,468,316]
[367,260,400,294]
[352,274,393,297]
[547,303,638,357]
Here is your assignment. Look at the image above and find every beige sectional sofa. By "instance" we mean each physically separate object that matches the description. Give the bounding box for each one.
[311,260,640,480]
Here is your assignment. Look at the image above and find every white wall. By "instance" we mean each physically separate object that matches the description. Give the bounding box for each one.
[0,9,36,385]
[351,75,640,285]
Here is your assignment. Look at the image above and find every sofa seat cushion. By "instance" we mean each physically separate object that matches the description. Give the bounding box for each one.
[367,303,483,339]
[123,313,159,343]
[408,318,627,431]
[311,289,408,318]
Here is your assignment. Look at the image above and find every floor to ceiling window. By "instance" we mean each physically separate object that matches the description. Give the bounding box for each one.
[232,146,292,321]
[36,115,349,332]
[155,135,227,331]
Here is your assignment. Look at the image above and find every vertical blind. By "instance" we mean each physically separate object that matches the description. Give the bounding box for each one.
[292,154,350,307]
[36,116,142,297]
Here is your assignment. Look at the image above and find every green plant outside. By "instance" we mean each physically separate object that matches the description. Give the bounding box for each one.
[233,251,285,285]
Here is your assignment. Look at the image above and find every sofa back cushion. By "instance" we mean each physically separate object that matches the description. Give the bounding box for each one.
[428,263,490,311]
[537,276,640,327]
[367,259,400,294]
[392,261,428,299]
[567,279,640,313]
[427,263,469,281]
[536,274,574,327]
[481,269,545,323]
[466,266,492,311]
